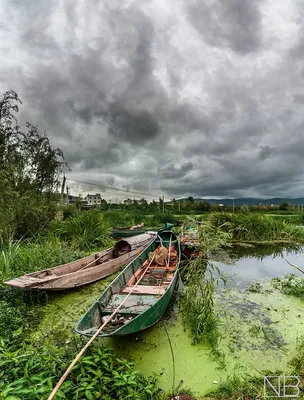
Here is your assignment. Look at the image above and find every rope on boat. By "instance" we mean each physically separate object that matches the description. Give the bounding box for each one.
[47,253,156,400]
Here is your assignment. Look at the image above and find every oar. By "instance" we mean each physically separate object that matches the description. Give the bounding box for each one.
[47,253,156,400]
[78,248,113,271]
[166,234,172,268]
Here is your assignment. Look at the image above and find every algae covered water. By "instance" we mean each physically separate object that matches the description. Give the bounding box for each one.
[36,245,304,397]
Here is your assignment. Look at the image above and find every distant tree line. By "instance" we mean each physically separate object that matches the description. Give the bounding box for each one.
[73,196,299,214]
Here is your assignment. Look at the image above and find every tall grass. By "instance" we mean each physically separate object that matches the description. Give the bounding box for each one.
[269,214,304,225]
[101,210,182,228]
[53,210,112,250]
[209,212,304,242]
[0,237,84,281]
[0,239,22,282]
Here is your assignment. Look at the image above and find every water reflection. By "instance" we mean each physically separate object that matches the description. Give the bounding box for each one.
[214,245,304,289]
[229,243,303,260]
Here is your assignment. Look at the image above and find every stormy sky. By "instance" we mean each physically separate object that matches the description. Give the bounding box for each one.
[1,0,304,200]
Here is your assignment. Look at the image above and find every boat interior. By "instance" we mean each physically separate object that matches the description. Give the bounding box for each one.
[96,234,179,331]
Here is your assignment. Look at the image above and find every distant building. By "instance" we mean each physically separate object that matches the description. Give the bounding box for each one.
[85,193,102,206]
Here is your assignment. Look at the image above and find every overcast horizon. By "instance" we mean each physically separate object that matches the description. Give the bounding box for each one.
[1,0,304,201]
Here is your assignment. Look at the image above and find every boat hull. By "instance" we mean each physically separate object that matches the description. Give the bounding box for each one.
[4,234,156,290]
[75,231,180,338]
[111,223,174,239]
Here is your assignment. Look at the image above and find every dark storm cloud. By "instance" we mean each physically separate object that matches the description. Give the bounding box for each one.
[259,145,273,160]
[1,0,304,199]
[107,102,160,143]
[160,162,193,179]
[188,0,263,55]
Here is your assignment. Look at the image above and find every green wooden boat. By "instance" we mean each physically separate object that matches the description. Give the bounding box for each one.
[75,231,180,337]
[111,223,174,239]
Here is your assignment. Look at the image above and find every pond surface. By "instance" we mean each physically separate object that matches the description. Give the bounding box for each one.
[215,245,304,288]
[35,244,304,397]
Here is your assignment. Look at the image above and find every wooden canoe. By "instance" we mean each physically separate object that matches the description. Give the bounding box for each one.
[111,223,174,239]
[179,223,200,259]
[75,231,180,337]
[4,234,156,291]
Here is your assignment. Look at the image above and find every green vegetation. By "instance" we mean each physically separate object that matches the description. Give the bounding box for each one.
[204,335,304,399]
[208,212,304,242]
[52,210,112,250]
[0,91,66,243]
[272,274,304,297]
[0,337,162,400]
[0,237,84,282]
[180,222,230,366]
[204,374,263,399]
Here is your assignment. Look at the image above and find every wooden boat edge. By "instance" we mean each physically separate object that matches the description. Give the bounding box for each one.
[75,231,181,337]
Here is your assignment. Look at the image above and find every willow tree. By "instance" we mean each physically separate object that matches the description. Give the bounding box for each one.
[0,90,67,241]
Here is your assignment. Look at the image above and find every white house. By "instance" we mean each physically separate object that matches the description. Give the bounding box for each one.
[85,193,102,206]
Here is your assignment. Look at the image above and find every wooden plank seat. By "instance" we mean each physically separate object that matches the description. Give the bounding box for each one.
[121,285,166,295]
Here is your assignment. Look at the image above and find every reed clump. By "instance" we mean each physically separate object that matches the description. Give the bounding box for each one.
[0,237,84,282]
[208,212,304,242]
[52,209,112,250]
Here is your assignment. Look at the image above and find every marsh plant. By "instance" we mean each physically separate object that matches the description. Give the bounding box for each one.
[272,274,304,297]
[180,222,230,361]
[205,374,264,400]
[0,239,22,282]
[209,212,304,242]
[53,210,112,250]
[0,236,84,282]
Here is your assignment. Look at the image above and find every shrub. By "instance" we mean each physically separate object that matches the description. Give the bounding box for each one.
[0,341,163,400]
[53,210,112,250]
[62,204,79,220]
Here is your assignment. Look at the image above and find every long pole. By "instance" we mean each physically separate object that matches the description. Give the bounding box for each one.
[162,196,165,214]
[61,175,66,204]
[47,254,156,400]
[166,235,172,268]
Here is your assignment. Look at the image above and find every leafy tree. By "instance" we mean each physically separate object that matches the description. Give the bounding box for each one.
[149,200,159,212]
[279,201,290,211]
[172,198,179,212]
[159,197,164,213]
[99,198,108,210]
[0,90,67,241]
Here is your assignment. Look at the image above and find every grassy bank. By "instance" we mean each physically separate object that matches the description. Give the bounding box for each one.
[208,212,304,243]
[0,211,168,399]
